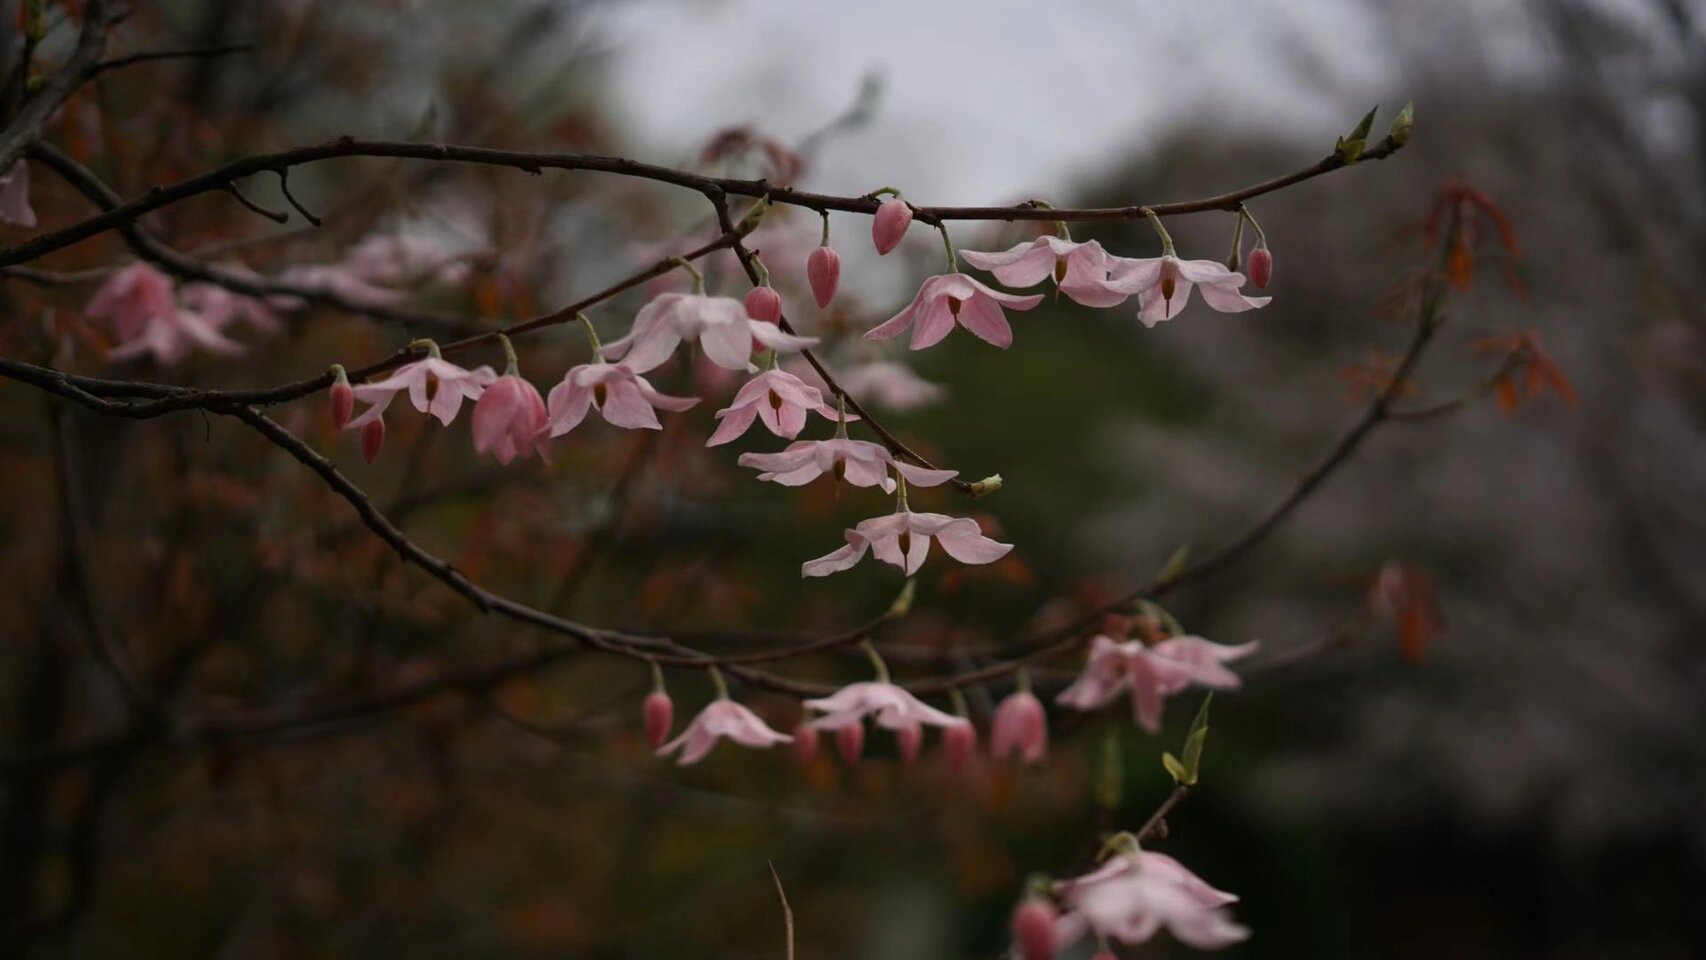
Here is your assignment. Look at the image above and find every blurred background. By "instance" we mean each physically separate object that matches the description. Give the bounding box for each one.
[2,0,1703,957]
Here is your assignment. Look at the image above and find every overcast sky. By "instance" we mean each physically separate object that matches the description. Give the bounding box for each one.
[594,0,1406,206]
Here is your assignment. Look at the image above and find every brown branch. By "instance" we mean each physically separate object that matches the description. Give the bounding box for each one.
[87,43,252,79]
[0,0,117,176]
[0,133,1406,270]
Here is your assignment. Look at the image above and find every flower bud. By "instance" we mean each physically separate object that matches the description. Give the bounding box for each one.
[943,720,976,774]
[792,721,820,764]
[1010,897,1058,960]
[835,722,865,765]
[872,199,913,255]
[895,723,923,765]
[642,691,674,750]
[330,381,355,430]
[807,245,841,308]
[743,285,782,323]
[360,417,385,464]
[991,691,1048,764]
[1247,246,1273,289]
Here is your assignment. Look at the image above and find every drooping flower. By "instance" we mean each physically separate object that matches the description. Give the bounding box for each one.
[991,690,1048,763]
[643,691,674,750]
[791,720,820,764]
[1053,850,1249,951]
[471,374,550,464]
[943,720,977,773]
[865,273,1043,350]
[342,232,472,287]
[807,245,841,307]
[1056,634,1258,733]
[961,236,1134,308]
[275,263,410,309]
[329,366,356,430]
[872,199,913,255]
[804,681,967,734]
[737,438,957,491]
[835,723,865,764]
[105,306,247,365]
[346,347,496,428]
[801,509,1012,578]
[832,360,946,410]
[601,291,818,373]
[543,361,699,436]
[895,723,923,764]
[360,418,386,464]
[0,161,37,228]
[706,368,840,446]
[656,697,792,765]
[1011,897,1059,960]
[743,285,782,322]
[178,268,286,336]
[86,262,180,342]
[1247,245,1274,289]
[1104,254,1270,327]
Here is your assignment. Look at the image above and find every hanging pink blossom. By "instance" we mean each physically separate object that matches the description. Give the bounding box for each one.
[807,245,840,307]
[872,199,913,255]
[743,286,782,322]
[737,438,956,491]
[961,236,1134,308]
[643,691,674,750]
[943,720,977,773]
[802,510,1012,577]
[656,698,792,765]
[543,361,698,436]
[990,691,1048,763]
[865,273,1042,350]
[804,681,967,734]
[602,292,818,373]
[706,369,841,446]
[346,353,496,428]
[471,374,550,464]
[1011,897,1059,960]
[1053,851,1249,951]
[1056,634,1258,733]
[86,262,179,342]
[832,360,946,411]
[1105,254,1270,327]
[1247,246,1274,289]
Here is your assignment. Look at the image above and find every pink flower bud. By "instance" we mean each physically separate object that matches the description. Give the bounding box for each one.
[807,246,840,308]
[991,691,1047,764]
[792,721,820,764]
[895,722,923,765]
[1010,898,1058,960]
[943,721,976,774]
[1248,245,1273,289]
[872,199,913,255]
[835,722,864,765]
[360,418,385,464]
[642,691,674,750]
[743,285,782,323]
[329,381,355,430]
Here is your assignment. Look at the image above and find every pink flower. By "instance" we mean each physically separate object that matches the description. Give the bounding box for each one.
[329,369,355,430]
[872,199,913,255]
[1056,634,1258,733]
[106,307,246,365]
[1053,851,1248,951]
[835,723,865,764]
[991,691,1047,764]
[943,720,977,773]
[276,263,409,308]
[896,723,923,764]
[1011,898,1059,960]
[807,246,840,307]
[743,285,782,322]
[804,681,967,733]
[360,418,386,464]
[0,161,37,228]
[791,721,820,764]
[832,360,946,411]
[1247,246,1274,289]
[643,691,674,750]
[656,698,793,765]
[347,353,496,428]
[602,292,818,373]
[544,361,698,436]
[179,270,285,336]
[737,438,956,491]
[706,369,840,446]
[961,236,1133,308]
[801,509,1012,578]
[1105,254,1270,327]
[343,233,471,287]
[471,374,550,464]
[86,263,178,342]
[865,273,1042,349]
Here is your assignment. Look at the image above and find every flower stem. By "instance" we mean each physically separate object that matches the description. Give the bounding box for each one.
[708,665,729,700]
[1141,208,1176,257]
[818,210,831,247]
[407,338,443,361]
[936,222,959,273]
[859,639,891,684]
[497,333,518,377]
[670,256,705,293]
[1239,203,1269,247]
[648,658,665,694]
[834,393,849,440]
[576,313,602,354]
